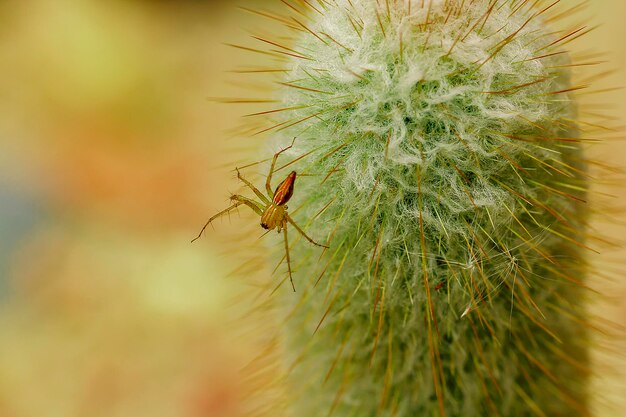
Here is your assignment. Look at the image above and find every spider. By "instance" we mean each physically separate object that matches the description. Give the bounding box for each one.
[192,140,328,291]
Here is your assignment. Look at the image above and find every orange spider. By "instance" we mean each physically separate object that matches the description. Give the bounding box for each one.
[192,141,328,291]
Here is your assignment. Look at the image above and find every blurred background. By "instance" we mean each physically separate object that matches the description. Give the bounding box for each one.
[0,1,623,416]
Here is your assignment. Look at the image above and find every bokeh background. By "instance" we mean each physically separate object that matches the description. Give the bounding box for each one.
[0,1,623,416]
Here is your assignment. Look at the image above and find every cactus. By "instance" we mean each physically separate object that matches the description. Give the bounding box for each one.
[233,1,600,416]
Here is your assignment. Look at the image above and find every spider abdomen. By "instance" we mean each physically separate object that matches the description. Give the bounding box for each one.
[272,171,296,205]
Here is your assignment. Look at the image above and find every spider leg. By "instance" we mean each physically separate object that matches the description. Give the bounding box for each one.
[191,195,264,243]
[230,195,264,216]
[286,214,329,248]
[283,225,296,292]
[191,201,244,243]
[236,168,270,205]
[266,137,296,197]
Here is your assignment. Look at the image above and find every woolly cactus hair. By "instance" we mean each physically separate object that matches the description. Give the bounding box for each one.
[226,0,615,416]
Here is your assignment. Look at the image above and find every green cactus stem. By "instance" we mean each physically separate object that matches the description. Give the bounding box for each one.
[232,1,602,416]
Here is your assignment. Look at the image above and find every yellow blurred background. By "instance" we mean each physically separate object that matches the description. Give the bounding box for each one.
[0,1,623,416]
